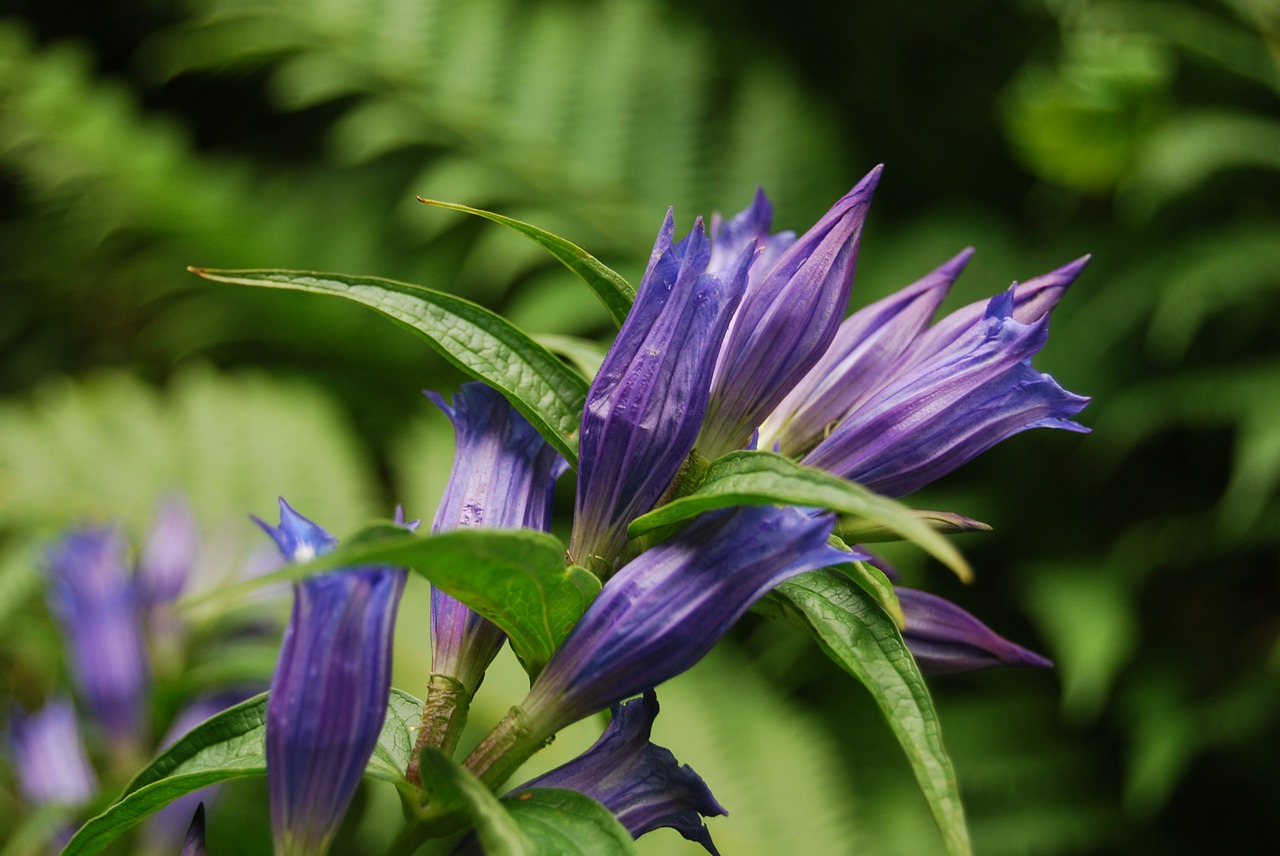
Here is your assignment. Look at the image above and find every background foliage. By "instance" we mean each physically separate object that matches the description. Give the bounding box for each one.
[2,0,1277,853]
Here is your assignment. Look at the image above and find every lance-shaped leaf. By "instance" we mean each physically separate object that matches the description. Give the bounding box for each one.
[416,749,637,856]
[419,198,636,326]
[188,267,587,466]
[216,527,599,679]
[764,570,971,856]
[59,691,424,856]
[628,451,972,582]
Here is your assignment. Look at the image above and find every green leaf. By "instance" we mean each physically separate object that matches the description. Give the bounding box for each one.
[419,198,636,326]
[417,746,531,855]
[768,570,971,856]
[628,451,973,582]
[502,789,638,855]
[189,267,587,466]
[415,749,639,856]
[62,690,424,856]
[203,527,599,679]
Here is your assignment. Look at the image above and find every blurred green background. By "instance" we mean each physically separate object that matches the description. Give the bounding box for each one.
[2,0,1278,853]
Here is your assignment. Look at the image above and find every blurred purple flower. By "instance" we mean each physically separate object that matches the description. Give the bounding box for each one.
[8,698,97,807]
[257,499,407,856]
[526,506,843,737]
[45,527,149,742]
[427,382,567,693]
[897,588,1052,675]
[137,495,200,606]
[569,215,751,572]
[515,691,726,855]
[699,167,882,458]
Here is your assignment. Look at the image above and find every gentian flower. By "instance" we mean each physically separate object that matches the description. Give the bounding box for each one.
[512,691,727,855]
[45,527,149,743]
[760,248,974,456]
[801,285,1090,498]
[897,588,1052,675]
[137,495,200,606]
[698,166,882,458]
[426,382,567,695]
[569,215,752,573]
[257,499,409,856]
[180,803,207,856]
[8,698,97,808]
[465,506,843,789]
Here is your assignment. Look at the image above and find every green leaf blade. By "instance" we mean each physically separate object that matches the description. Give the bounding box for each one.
[62,690,424,856]
[502,789,638,855]
[629,451,972,581]
[189,267,586,467]
[418,199,636,326]
[770,570,971,856]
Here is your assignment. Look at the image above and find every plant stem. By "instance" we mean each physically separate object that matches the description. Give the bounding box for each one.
[406,674,471,785]
[461,705,547,790]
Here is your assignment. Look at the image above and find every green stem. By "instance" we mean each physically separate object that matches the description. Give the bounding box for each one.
[461,705,548,790]
[384,819,432,856]
[406,674,471,786]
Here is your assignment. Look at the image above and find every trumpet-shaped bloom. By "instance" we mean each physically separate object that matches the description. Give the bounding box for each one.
[8,699,97,807]
[698,167,881,458]
[44,528,149,742]
[802,286,1090,498]
[427,382,568,693]
[526,506,843,737]
[258,499,408,856]
[514,691,726,855]
[760,248,973,456]
[570,216,751,572]
[897,588,1052,675]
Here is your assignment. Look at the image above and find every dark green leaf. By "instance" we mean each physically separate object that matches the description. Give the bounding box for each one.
[189,267,587,466]
[61,690,423,856]
[502,789,637,855]
[203,527,598,679]
[419,198,636,326]
[417,747,531,855]
[629,451,972,581]
[769,570,971,856]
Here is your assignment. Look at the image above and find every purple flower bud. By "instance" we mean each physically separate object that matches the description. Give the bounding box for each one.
[180,803,207,856]
[897,588,1052,675]
[569,216,751,572]
[527,506,843,736]
[257,499,406,856]
[137,495,200,606]
[697,167,882,458]
[803,287,1090,497]
[760,249,972,456]
[515,691,727,854]
[8,699,97,807]
[427,382,568,692]
[706,188,795,282]
[44,527,149,741]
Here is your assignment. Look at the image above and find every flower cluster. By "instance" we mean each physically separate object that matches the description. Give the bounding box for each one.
[43,169,1087,855]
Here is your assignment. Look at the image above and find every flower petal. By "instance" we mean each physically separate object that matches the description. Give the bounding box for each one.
[897,588,1052,675]
[570,218,750,572]
[698,167,882,458]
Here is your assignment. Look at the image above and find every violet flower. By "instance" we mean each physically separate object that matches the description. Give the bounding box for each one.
[515,691,726,854]
[8,699,97,808]
[257,499,409,856]
[180,803,207,856]
[427,382,567,694]
[698,167,881,458]
[760,248,974,457]
[137,495,200,606]
[45,527,149,742]
[802,286,1090,498]
[527,506,842,738]
[897,588,1052,675]
[569,215,752,572]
